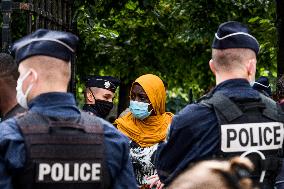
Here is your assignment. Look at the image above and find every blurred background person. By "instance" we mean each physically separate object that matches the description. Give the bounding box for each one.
[0,53,25,121]
[83,75,120,119]
[252,76,272,97]
[276,75,284,111]
[114,74,173,189]
[275,75,284,189]
[168,157,257,189]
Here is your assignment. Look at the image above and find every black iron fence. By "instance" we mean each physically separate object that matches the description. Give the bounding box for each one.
[0,0,76,94]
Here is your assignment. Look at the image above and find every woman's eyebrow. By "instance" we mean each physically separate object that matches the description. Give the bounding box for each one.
[138,93,147,97]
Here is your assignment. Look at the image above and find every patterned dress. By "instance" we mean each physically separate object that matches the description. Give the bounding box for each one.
[129,141,159,188]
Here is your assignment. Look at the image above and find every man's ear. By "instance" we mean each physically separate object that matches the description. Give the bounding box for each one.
[86,90,95,103]
[209,59,216,75]
[30,69,38,83]
[246,58,256,77]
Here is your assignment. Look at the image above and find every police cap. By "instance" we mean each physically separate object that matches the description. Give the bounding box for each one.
[85,75,120,93]
[253,76,272,96]
[11,29,79,64]
[212,21,259,55]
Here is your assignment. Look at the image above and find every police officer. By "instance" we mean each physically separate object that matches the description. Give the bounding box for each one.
[252,76,272,97]
[155,21,284,189]
[83,75,120,119]
[0,29,137,189]
[0,53,25,121]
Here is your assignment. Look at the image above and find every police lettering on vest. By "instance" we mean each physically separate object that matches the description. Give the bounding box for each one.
[37,162,101,183]
[221,122,284,152]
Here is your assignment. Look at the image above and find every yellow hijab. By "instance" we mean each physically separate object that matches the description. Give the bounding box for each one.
[115,74,173,147]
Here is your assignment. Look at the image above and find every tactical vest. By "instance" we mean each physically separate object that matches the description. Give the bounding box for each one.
[12,111,111,189]
[201,92,284,189]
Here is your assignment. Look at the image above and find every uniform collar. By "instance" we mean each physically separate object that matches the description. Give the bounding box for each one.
[28,92,80,116]
[213,79,250,91]
[210,78,260,100]
[2,104,25,121]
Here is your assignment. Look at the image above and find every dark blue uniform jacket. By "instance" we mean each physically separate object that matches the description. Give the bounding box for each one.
[0,92,137,189]
[155,79,265,185]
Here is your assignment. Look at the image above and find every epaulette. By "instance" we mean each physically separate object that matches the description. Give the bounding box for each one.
[196,92,213,103]
[15,111,28,119]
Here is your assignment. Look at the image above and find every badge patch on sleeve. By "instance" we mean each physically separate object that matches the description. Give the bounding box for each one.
[221,122,284,152]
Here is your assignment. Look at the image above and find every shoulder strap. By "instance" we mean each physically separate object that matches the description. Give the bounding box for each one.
[201,92,243,122]
[259,93,279,121]
[16,111,47,128]
[16,111,104,134]
[79,111,112,189]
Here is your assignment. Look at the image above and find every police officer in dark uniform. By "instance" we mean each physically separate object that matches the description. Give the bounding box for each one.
[83,75,120,119]
[155,21,284,189]
[252,76,272,97]
[0,29,137,189]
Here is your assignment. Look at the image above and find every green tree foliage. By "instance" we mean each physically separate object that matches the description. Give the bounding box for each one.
[75,0,277,113]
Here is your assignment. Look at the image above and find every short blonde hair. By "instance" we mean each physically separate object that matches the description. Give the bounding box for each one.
[168,157,256,189]
[212,48,256,72]
[22,55,71,86]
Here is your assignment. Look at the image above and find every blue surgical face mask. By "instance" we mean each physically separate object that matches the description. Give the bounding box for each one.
[16,70,33,109]
[129,100,152,120]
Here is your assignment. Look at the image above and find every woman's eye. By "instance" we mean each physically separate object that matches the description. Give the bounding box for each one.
[140,97,147,101]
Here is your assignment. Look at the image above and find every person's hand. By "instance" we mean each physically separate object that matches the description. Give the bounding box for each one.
[147,175,165,189]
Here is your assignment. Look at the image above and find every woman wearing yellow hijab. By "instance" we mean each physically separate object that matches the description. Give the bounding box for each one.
[115,74,173,189]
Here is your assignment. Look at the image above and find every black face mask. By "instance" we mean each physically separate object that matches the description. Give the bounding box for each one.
[91,99,113,118]
[87,89,114,118]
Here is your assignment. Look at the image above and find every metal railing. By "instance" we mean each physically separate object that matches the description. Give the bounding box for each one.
[0,0,76,95]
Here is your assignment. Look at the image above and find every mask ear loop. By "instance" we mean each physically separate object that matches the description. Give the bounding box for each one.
[20,70,33,96]
[26,69,38,95]
[30,69,38,82]
[24,83,34,99]
[144,101,154,115]
[19,69,32,81]
[26,69,38,97]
